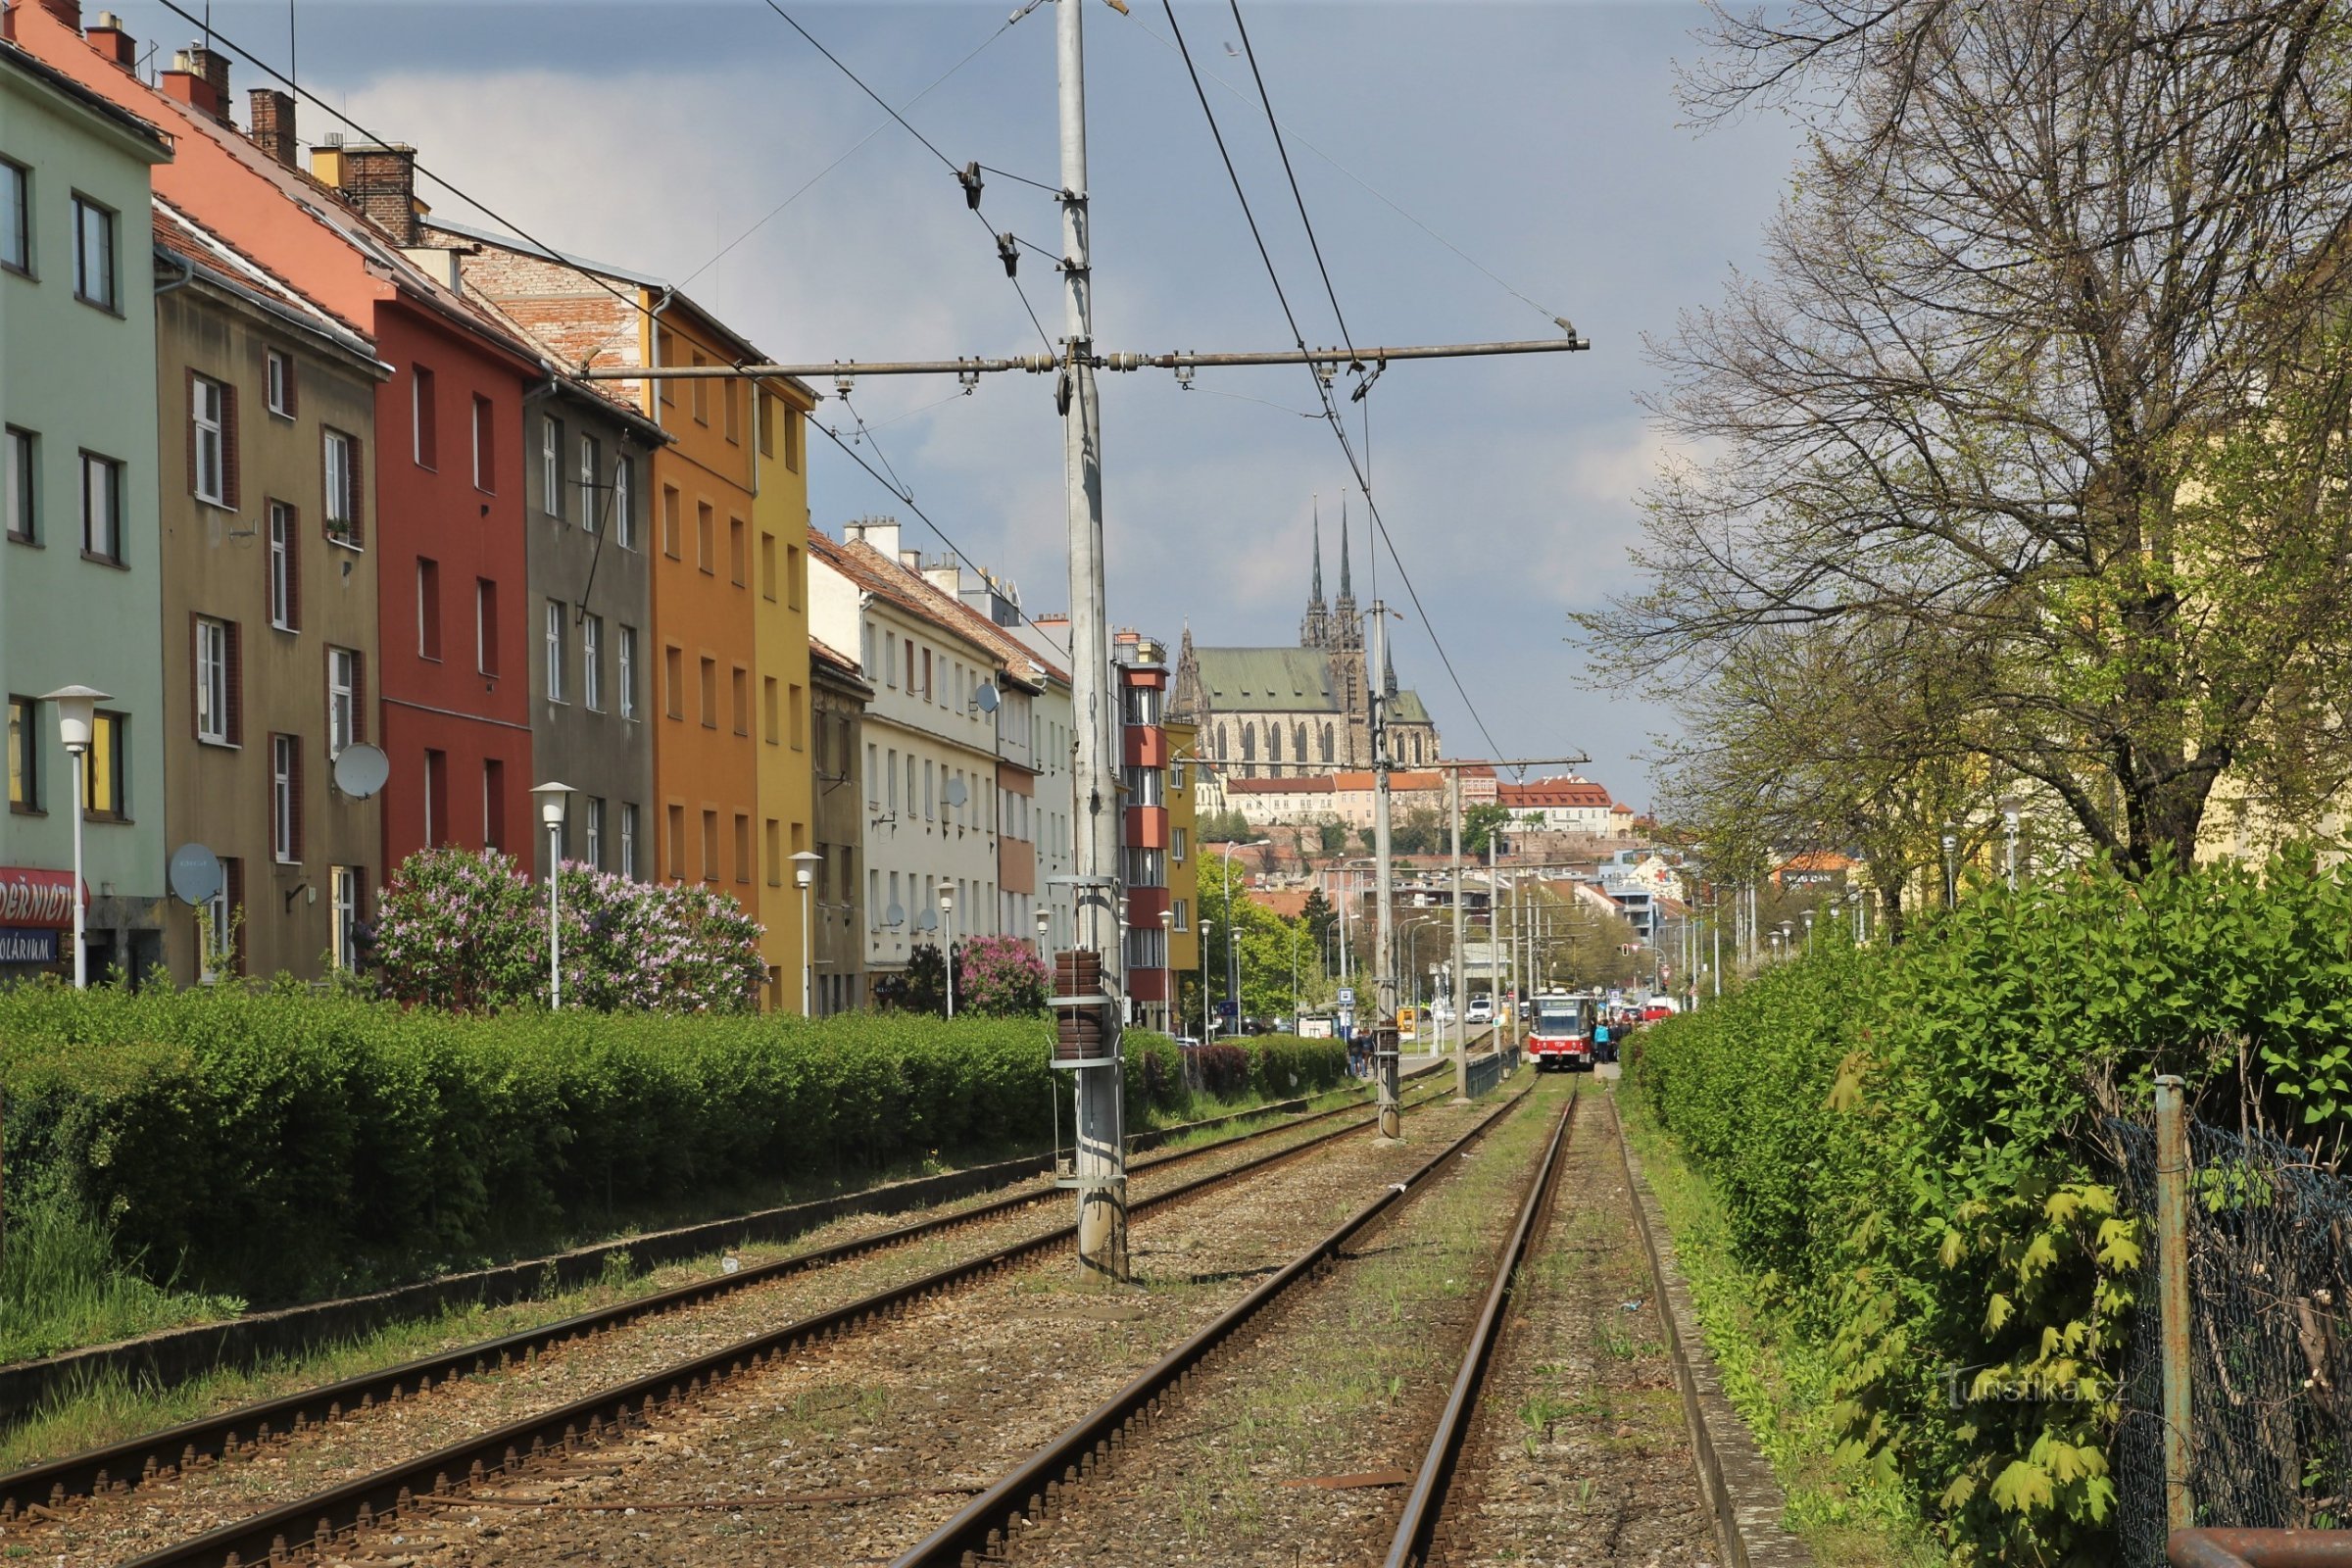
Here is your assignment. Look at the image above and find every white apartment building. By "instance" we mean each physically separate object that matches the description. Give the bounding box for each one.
[808,522,1005,992]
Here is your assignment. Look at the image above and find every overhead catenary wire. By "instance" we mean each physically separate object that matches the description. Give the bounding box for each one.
[1225,0,1355,359]
[1156,0,1513,767]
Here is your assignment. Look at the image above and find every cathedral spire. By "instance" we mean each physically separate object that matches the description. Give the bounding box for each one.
[1338,503,1353,603]
[1384,637,1398,698]
[1309,502,1326,607]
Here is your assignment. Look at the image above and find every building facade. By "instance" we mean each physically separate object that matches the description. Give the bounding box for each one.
[808,635,867,1013]
[1165,716,1200,1016]
[1117,631,1174,1032]
[1168,514,1442,780]
[514,370,662,884]
[748,376,817,1009]
[152,197,389,982]
[1496,776,1616,834]
[0,30,172,984]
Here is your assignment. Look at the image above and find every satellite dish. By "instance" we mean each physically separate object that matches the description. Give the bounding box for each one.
[332,741,390,800]
[885,901,906,927]
[944,777,969,808]
[973,683,1000,714]
[915,908,940,932]
[168,842,222,906]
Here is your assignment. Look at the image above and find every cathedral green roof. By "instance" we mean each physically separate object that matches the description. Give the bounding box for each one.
[1392,690,1432,724]
[1194,648,1340,712]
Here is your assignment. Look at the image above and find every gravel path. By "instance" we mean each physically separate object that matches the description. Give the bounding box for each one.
[997,1077,1570,1567]
[311,1095,1508,1568]
[1425,1085,1717,1566]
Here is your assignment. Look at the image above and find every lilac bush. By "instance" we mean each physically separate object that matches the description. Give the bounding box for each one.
[375,848,763,1014]
[955,934,1050,1017]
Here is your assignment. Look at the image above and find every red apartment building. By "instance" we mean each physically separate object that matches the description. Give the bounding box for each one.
[17,4,548,875]
[1116,630,1173,1032]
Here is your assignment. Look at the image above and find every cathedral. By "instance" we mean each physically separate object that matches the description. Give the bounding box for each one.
[1168,514,1443,779]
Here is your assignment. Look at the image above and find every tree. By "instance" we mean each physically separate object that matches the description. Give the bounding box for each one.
[1463,803,1514,857]
[876,942,947,1014]
[955,935,1051,1016]
[1584,0,2352,873]
[1299,887,1337,951]
[1316,817,1349,858]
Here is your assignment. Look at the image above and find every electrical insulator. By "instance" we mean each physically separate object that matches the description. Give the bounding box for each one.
[958,162,984,210]
[998,233,1020,277]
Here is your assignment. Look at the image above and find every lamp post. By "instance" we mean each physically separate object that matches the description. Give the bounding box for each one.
[1941,829,1959,907]
[939,886,956,1018]
[530,782,575,1009]
[40,687,105,989]
[1803,907,1815,954]
[791,850,823,1015]
[1159,907,1175,1038]
[1999,799,2023,891]
[1776,919,1792,962]
[1200,917,1215,1045]
[1220,838,1270,1032]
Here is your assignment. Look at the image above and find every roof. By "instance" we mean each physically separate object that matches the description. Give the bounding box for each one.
[1778,851,1855,873]
[152,197,386,371]
[808,634,873,697]
[1193,648,1341,713]
[1498,778,1614,809]
[0,38,172,157]
[454,283,670,445]
[808,531,1049,682]
[1391,690,1433,724]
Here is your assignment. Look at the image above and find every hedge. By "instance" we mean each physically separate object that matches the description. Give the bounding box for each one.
[0,987,1348,1306]
[1630,849,2352,1567]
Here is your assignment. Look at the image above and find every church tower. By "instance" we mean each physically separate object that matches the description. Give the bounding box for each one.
[1332,511,1361,652]
[1299,508,1331,649]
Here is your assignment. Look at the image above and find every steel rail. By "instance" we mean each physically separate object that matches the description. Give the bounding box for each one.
[2171,1530,2352,1567]
[1383,1090,1578,1568]
[889,1078,1544,1568]
[0,1068,1448,1521]
[105,1072,1466,1568]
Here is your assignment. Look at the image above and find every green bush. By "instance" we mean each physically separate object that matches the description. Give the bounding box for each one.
[1631,850,2352,1567]
[0,990,1356,1310]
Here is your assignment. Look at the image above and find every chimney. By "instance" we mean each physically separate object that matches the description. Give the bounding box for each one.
[191,43,228,112]
[161,46,225,122]
[33,0,79,30]
[843,517,901,561]
[2,5,14,44]
[247,88,296,167]
[329,142,419,246]
[83,10,134,68]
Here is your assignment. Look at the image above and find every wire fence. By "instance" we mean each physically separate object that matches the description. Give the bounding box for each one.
[2111,1115,2352,1565]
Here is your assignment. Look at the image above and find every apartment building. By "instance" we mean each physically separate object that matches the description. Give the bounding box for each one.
[0,28,172,985]
[808,635,868,1014]
[1116,631,1175,1032]
[152,197,390,981]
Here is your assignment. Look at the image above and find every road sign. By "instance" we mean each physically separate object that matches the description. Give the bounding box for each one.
[1217,999,1238,1018]
[1337,986,1355,1004]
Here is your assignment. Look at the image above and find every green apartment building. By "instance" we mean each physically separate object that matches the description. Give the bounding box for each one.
[1,35,172,983]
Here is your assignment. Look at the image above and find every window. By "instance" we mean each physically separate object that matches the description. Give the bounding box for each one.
[483,758,507,853]
[266,350,295,417]
[697,501,714,573]
[544,600,566,703]
[578,433,602,532]
[476,579,499,675]
[82,710,125,819]
[615,456,636,549]
[6,426,35,543]
[267,503,297,629]
[924,759,935,821]
[691,350,710,424]
[190,373,229,506]
[330,866,363,971]
[1125,765,1163,807]
[787,544,803,611]
[728,517,746,586]
[701,808,719,882]
[423,749,447,846]
[1171,757,1187,790]
[789,683,806,751]
[762,675,779,745]
[72,194,116,310]
[327,647,362,758]
[1172,825,1189,864]
[733,812,752,883]
[411,365,437,467]
[764,818,781,885]
[1171,899,1189,932]
[585,796,605,870]
[662,485,680,557]
[723,378,742,445]
[758,390,776,458]
[270,735,301,861]
[200,860,242,981]
[760,531,776,600]
[322,428,361,545]
[667,804,686,878]
[921,648,934,702]
[866,743,878,806]
[7,696,37,813]
[664,645,684,719]
[194,616,238,745]
[620,803,639,878]
[79,451,122,563]
[732,665,749,736]
[618,625,638,718]
[416,558,442,659]
[0,158,26,274]
[583,614,604,711]
[470,395,494,491]
[785,405,802,473]
[541,416,563,516]
[700,656,717,728]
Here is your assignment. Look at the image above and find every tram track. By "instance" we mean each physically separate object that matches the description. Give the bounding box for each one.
[1,1073,1478,1567]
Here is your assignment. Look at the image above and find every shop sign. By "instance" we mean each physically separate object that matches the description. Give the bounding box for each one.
[0,868,81,929]
[0,927,59,963]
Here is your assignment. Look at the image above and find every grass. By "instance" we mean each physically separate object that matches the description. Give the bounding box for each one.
[1618,1087,1943,1568]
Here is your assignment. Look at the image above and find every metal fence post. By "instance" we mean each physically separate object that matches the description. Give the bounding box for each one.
[2157,1072,2194,1538]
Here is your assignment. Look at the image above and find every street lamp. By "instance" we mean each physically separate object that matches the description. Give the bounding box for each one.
[1776,919,1792,961]
[1941,829,1959,907]
[1999,798,2024,891]
[1220,838,1270,1031]
[939,885,956,1018]
[1803,907,1815,954]
[40,686,105,989]
[791,850,823,1015]
[1159,907,1175,1037]
[1036,902,1053,956]
[530,781,576,1009]
[1200,918,1216,1044]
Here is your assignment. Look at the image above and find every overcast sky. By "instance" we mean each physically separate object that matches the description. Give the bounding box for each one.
[112,0,1801,808]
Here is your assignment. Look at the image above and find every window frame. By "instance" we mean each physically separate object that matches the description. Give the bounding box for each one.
[0,157,28,277]
[71,193,117,313]
[270,733,300,862]
[195,615,234,746]
[266,349,296,418]
[267,501,297,630]
[326,646,360,759]
[544,599,566,704]
[330,865,363,971]
[541,415,563,518]
[83,710,127,822]
[614,455,636,549]
[583,613,604,712]
[191,373,227,505]
[4,425,34,545]
[78,449,122,564]
[618,624,638,719]
[578,431,601,533]
[322,428,361,547]
[6,695,39,815]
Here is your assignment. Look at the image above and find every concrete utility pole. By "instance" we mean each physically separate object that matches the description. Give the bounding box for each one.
[1057,0,1127,1281]
[1448,770,1466,1096]
[1369,601,1400,1140]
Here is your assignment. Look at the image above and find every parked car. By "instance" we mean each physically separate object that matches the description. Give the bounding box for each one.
[1466,996,1495,1025]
